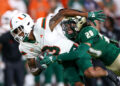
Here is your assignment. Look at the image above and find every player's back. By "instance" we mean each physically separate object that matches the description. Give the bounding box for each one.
[77,26,120,65]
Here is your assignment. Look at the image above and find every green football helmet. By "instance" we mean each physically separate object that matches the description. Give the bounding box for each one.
[61,16,86,40]
[61,18,77,40]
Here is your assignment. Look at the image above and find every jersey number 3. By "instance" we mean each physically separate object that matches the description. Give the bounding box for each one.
[41,46,60,56]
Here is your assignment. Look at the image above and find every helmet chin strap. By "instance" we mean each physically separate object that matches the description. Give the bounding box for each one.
[65,30,77,41]
[22,33,30,42]
[23,35,29,42]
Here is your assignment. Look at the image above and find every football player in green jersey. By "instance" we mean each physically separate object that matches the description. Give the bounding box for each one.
[59,16,120,85]
[60,16,120,74]
[40,11,120,86]
[38,10,112,86]
[41,46,108,86]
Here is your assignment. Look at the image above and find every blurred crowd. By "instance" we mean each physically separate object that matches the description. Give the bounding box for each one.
[0,0,120,86]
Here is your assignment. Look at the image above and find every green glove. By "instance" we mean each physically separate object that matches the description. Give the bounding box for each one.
[40,53,57,65]
[88,10,106,26]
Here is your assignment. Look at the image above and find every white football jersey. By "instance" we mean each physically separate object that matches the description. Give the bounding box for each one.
[19,15,74,59]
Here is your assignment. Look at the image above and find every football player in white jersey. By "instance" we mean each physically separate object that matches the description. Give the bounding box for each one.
[10,9,108,86]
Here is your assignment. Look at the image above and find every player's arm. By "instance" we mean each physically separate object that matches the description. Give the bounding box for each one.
[57,43,90,61]
[20,50,45,76]
[76,54,108,78]
[40,43,90,65]
[27,58,44,76]
[50,9,106,31]
[84,66,107,78]
[77,56,119,83]
[40,50,108,78]
[84,66,120,85]
[49,9,87,31]
[40,43,91,66]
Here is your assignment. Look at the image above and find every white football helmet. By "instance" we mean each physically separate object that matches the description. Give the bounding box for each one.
[10,13,34,42]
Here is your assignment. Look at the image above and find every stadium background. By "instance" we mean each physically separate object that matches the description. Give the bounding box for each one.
[0,0,120,86]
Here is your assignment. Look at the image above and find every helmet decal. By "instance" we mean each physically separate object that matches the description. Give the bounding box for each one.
[18,14,26,20]
[10,13,34,42]
[41,18,46,29]
[18,16,24,20]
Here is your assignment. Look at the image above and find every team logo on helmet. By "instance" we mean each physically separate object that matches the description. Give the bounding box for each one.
[10,13,34,42]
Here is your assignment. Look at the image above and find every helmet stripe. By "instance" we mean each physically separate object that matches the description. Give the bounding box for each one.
[10,19,12,29]
[41,18,46,29]
[18,17,24,20]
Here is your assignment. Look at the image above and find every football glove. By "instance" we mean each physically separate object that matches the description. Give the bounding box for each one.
[88,10,106,26]
[40,53,57,66]
[36,56,47,69]
[29,57,47,76]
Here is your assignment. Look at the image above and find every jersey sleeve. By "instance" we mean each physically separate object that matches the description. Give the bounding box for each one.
[76,54,93,73]
[35,17,51,31]
[19,43,37,59]
[57,43,91,61]
[77,26,99,44]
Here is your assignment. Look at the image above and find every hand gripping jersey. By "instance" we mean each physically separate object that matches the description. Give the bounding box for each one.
[19,15,74,59]
[75,26,120,66]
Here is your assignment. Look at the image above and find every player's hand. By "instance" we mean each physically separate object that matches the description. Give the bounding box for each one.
[88,10,106,26]
[40,53,57,65]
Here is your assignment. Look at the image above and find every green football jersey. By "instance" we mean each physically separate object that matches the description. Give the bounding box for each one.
[62,44,93,74]
[75,26,120,66]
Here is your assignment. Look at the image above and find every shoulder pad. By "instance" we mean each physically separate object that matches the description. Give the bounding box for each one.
[35,17,47,29]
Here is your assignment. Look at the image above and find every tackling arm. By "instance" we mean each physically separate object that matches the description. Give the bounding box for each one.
[84,66,120,86]
[84,66,107,78]
[40,43,91,65]
[57,43,90,61]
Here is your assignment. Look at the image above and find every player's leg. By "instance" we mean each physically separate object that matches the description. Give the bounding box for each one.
[44,63,53,86]
[14,61,24,86]
[4,62,14,86]
[34,75,40,86]
[53,62,64,86]
[106,54,120,75]
[64,66,85,86]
